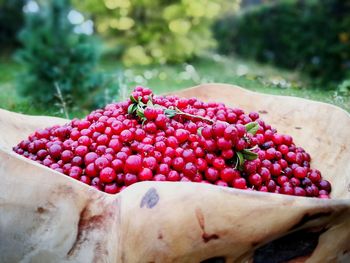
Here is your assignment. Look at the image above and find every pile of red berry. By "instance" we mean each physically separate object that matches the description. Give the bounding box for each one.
[13,87,331,198]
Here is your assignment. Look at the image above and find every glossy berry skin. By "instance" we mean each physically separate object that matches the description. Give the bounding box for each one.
[293,166,307,179]
[139,168,153,181]
[13,86,331,198]
[183,163,197,179]
[100,167,116,183]
[205,168,219,182]
[233,178,247,189]
[124,155,142,174]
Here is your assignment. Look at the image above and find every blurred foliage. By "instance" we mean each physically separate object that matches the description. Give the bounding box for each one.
[16,0,102,107]
[73,0,239,65]
[0,0,27,50]
[338,79,350,97]
[213,0,350,87]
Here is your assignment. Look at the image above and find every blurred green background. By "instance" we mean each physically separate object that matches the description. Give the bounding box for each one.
[0,0,349,118]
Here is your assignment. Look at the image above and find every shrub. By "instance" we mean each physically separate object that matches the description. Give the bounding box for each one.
[16,0,101,106]
[213,0,350,86]
[73,0,238,65]
[0,0,26,51]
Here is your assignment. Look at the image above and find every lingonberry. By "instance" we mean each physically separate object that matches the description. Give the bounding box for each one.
[249,173,262,187]
[293,166,307,179]
[104,183,118,194]
[100,167,116,183]
[13,86,330,198]
[124,173,138,186]
[233,178,247,189]
[212,157,225,170]
[167,170,180,181]
[125,155,142,174]
[48,144,62,159]
[95,157,110,170]
[220,168,235,183]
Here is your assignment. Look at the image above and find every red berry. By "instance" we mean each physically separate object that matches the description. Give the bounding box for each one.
[124,173,138,186]
[249,173,262,187]
[95,157,110,170]
[75,145,88,157]
[144,107,157,120]
[61,150,73,163]
[84,152,98,165]
[139,168,153,181]
[125,155,142,173]
[183,162,197,179]
[270,163,282,176]
[212,157,225,170]
[48,144,62,159]
[220,168,235,183]
[233,178,247,189]
[293,166,307,179]
[167,170,180,181]
[174,129,189,144]
[104,183,118,194]
[205,167,219,182]
[143,156,157,170]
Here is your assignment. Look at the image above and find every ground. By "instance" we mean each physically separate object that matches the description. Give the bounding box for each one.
[0,53,348,119]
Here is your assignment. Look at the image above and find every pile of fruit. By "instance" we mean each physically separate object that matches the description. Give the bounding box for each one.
[13,87,331,198]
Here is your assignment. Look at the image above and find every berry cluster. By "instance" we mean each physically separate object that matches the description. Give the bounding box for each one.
[13,87,331,198]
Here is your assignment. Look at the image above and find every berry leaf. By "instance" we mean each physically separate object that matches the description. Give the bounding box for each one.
[245,122,259,135]
[236,152,244,168]
[164,109,177,118]
[197,127,203,136]
[128,104,137,115]
[147,99,153,107]
[136,110,145,119]
[242,149,258,161]
[130,95,137,103]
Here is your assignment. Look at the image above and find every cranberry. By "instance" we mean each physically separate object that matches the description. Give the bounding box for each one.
[100,167,116,183]
[139,168,153,181]
[318,180,331,192]
[84,152,98,165]
[249,173,262,187]
[13,86,331,198]
[120,130,134,142]
[69,166,82,179]
[267,180,276,192]
[48,144,62,159]
[183,162,197,179]
[125,155,142,174]
[154,174,166,181]
[75,145,88,157]
[294,187,306,196]
[220,168,235,183]
[124,173,138,186]
[144,107,157,120]
[104,183,118,194]
[108,139,122,152]
[293,166,307,179]
[95,157,110,170]
[205,167,219,182]
[212,157,225,170]
[71,156,83,166]
[80,176,91,185]
[270,163,281,176]
[281,185,294,195]
[233,178,247,189]
[167,170,180,181]
[308,170,321,183]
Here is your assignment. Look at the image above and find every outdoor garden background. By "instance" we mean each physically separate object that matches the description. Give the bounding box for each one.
[0,0,349,119]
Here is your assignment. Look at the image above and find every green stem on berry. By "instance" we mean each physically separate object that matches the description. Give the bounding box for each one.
[129,94,259,169]
[165,106,214,124]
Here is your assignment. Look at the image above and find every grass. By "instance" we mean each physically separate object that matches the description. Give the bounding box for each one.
[0,53,349,119]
